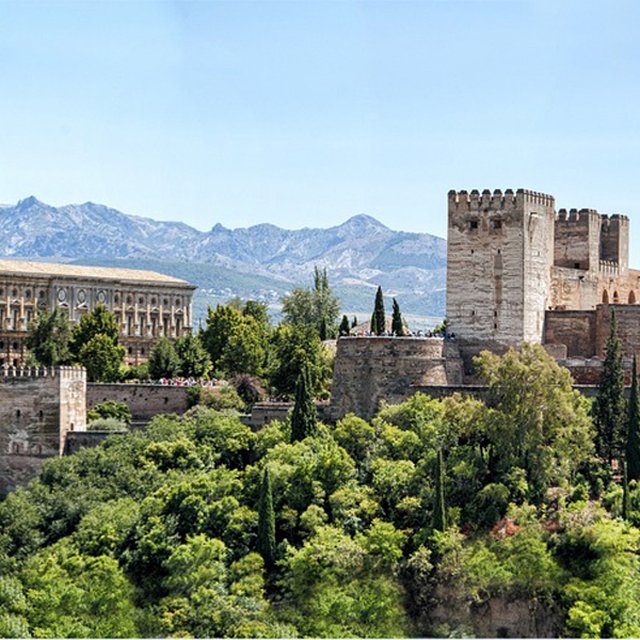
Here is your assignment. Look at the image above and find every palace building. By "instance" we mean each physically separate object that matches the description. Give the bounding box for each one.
[0,260,196,366]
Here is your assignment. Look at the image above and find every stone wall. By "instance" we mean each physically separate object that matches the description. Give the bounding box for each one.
[87,383,191,422]
[330,337,462,421]
[0,366,86,496]
[544,310,597,357]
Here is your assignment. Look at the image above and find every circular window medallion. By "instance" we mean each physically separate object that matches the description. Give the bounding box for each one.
[57,288,67,303]
[97,290,106,303]
[77,289,86,304]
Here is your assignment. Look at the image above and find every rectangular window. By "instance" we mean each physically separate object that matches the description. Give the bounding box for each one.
[492,219,502,229]
[469,220,478,230]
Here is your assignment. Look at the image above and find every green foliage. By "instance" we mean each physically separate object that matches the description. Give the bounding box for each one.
[87,400,131,426]
[231,374,265,408]
[290,363,317,442]
[267,322,330,398]
[188,385,246,413]
[148,337,181,379]
[391,297,405,336]
[174,333,210,378]
[78,333,125,382]
[627,355,640,480]
[257,466,276,569]
[281,266,340,340]
[70,304,120,356]
[25,309,72,366]
[87,417,127,432]
[433,449,446,531]
[372,285,385,336]
[594,310,626,466]
[201,304,267,376]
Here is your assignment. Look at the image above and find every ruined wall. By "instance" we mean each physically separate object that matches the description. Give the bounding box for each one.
[330,337,461,421]
[0,366,86,496]
[86,383,190,422]
[544,310,597,357]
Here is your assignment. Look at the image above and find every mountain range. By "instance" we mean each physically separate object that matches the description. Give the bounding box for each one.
[0,196,446,324]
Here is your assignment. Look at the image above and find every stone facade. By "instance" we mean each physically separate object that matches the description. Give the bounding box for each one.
[0,260,196,367]
[0,366,86,496]
[330,337,462,421]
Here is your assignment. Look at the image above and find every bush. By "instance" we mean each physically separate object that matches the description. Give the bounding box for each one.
[231,374,266,408]
[87,401,131,427]
[186,385,246,412]
[86,417,128,432]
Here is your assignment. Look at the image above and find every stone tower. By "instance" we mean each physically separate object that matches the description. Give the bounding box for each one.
[446,189,556,350]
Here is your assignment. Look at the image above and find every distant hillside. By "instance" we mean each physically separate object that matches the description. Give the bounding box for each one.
[0,197,446,322]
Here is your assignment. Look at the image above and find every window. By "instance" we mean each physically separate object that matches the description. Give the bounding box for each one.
[574,262,580,269]
[492,219,502,229]
[469,220,478,230]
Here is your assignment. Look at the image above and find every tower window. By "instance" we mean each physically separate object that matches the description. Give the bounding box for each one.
[492,220,502,229]
[469,220,478,230]
[494,323,498,329]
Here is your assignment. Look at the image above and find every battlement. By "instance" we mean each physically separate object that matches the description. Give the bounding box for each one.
[600,213,629,228]
[448,188,554,212]
[556,208,599,224]
[0,365,85,380]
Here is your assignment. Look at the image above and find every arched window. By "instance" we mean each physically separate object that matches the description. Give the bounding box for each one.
[603,290,609,304]
[629,291,636,304]
[614,291,620,303]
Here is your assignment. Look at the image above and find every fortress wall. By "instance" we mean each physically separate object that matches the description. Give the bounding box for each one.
[330,337,460,421]
[0,366,85,496]
[544,310,597,357]
[595,304,640,359]
[554,208,600,271]
[87,383,191,421]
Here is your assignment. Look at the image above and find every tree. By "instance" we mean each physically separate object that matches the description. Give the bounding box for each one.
[78,334,125,382]
[25,309,72,366]
[372,286,385,336]
[339,315,350,337]
[432,449,446,531]
[201,304,266,376]
[391,298,405,336]
[351,316,358,329]
[594,310,626,466]
[175,334,210,378]
[70,304,119,358]
[290,363,317,442]
[281,266,340,339]
[148,337,181,379]
[257,466,276,569]
[627,356,640,481]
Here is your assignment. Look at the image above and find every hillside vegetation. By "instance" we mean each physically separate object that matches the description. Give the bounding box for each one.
[1,345,639,637]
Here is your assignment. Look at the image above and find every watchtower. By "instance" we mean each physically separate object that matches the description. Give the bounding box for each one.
[446,188,556,349]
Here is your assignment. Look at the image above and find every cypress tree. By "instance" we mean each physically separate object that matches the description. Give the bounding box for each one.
[370,311,377,335]
[351,316,358,329]
[627,355,640,480]
[391,298,405,336]
[290,363,317,442]
[595,310,626,466]
[623,460,630,521]
[373,286,385,336]
[257,465,276,569]
[339,315,350,336]
[432,449,447,531]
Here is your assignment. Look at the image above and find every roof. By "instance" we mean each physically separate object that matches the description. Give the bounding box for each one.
[0,259,194,287]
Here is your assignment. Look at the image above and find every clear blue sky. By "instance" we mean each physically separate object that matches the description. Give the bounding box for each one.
[1,0,639,250]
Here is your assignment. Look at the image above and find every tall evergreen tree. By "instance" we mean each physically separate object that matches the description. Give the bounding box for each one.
[391,298,405,336]
[290,363,317,442]
[373,286,385,336]
[257,465,276,569]
[433,449,446,531]
[339,315,350,336]
[595,310,626,466]
[351,315,358,329]
[623,460,630,521]
[370,311,377,335]
[627,355,640,480]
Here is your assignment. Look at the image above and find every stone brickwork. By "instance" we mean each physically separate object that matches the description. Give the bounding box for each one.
[330,337,462,421]
[0,366,86,496]
[86,383,191,422]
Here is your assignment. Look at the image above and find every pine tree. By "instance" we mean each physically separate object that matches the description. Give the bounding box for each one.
[595,310,626,466]
[432,449,447,531]
[373,286,385,336]
[627,355,640,480]
[339,315,350,336]
[257,465,276,569]
[290,362,317,441]
[391,298,405,336]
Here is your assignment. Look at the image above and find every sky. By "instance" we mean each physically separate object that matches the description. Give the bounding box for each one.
[1,0,640,250]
